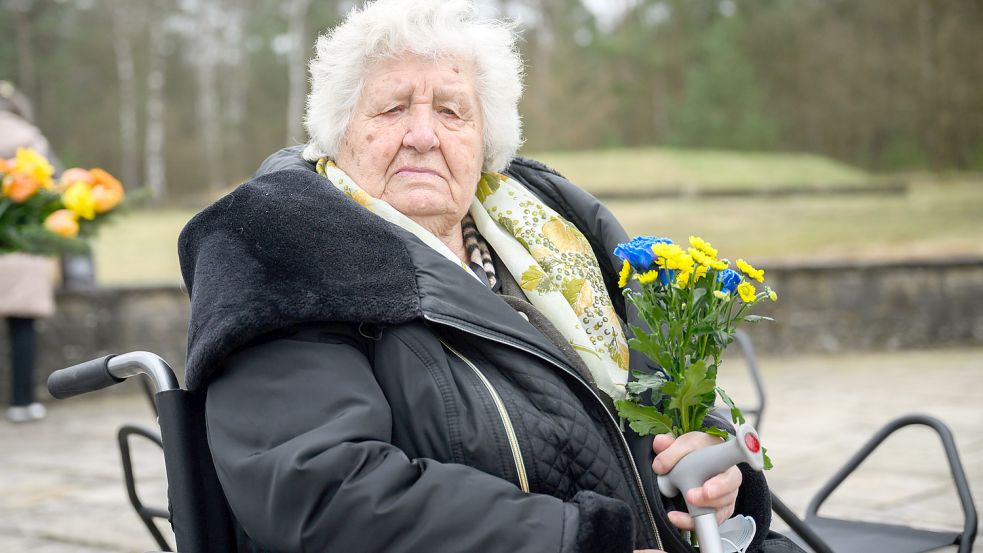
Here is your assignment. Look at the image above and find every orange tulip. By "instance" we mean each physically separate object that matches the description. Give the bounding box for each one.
[12,147,54,189]
[2,172,41,203]
[89,168,124,213]
[44,209,80,238]
[59,167,94,192]
[0,158,10,175]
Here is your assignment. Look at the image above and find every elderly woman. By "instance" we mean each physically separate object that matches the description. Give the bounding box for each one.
[179,1,798,552]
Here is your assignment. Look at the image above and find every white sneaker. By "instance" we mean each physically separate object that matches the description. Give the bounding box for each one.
[5,402,46,423]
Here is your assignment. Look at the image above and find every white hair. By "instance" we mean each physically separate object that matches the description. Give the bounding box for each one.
[302,0,524,173]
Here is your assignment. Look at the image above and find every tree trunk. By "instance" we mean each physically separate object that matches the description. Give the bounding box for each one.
[11,0,37,107]
[111,3,140,189]
[220,0,248,173]
[286,0,313,145]
[145,4,168,202]
[194,0,225,189]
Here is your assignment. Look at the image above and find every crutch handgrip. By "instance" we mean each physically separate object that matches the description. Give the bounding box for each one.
[657,424,765,553]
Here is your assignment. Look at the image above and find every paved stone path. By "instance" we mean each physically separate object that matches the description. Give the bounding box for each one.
[1,347,980,552]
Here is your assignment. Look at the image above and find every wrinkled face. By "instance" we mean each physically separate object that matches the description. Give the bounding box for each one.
[336,54,484,229]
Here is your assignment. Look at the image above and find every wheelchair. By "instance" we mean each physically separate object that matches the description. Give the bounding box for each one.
[48,352,238,552]
[47,341,977,553]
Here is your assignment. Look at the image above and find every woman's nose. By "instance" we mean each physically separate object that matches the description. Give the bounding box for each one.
[402,105,440,152]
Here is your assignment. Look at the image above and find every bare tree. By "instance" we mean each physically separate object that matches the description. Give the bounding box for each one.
[111,2,140,189]
[219,0,248,173]
[286,0,313,145]
[145,4,168,202]
[193,0,225,188]
[6,0,42,107]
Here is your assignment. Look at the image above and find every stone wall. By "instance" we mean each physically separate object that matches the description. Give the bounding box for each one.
[0,285,190,403]
[739,256,983,354]
[1,257,981,402]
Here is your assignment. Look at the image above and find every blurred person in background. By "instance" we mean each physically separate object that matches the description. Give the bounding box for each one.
[0,80,54,161]
[0,80,54,422]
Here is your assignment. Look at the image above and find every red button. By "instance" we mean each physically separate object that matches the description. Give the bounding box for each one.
[744,433,761,453]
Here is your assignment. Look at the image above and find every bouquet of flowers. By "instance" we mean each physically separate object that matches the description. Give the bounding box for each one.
[613,235,775,468]
[0,147,124,255]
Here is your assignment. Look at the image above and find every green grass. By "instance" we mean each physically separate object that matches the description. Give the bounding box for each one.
[607,176,983,263]
[525,146,872,194]
[89,150,983,285]
[91,209,194,285]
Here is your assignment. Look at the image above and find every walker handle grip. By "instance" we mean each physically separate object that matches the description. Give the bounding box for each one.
[47,355,120,399]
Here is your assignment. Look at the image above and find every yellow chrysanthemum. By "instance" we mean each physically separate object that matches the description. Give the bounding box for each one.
[738,282,756,302]
[13,147,54,189]
[713,290,731,302]
[638,270,661,284]
[676,270,691,287]
[688,247,710,267]
[652,243,694,273]
[689,235,718,258]
[62,182,97,220]
[709,258,729,270]
[618,260,631,288]
[694,264,708,282]
[736,258,765,282]
[768,288,778,302]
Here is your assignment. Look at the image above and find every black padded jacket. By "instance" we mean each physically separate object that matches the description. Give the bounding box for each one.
[178,147,793,553]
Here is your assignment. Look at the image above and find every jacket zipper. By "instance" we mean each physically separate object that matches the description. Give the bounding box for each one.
[440,339,530,493]
[426,314,664,551]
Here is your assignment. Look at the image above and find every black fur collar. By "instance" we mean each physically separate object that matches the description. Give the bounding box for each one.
[178,168,422,390]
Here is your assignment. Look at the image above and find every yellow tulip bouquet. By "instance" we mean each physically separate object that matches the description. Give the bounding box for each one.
[0,148,124,255]
[613,235,776,468]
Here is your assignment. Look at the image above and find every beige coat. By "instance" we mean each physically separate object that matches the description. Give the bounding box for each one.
[0,111,51,158]
[0,253,55,318]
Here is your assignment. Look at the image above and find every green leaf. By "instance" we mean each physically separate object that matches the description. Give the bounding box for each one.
[667,360,717,431]
[614,400,673,436]
[627,336,661,364]
[715,387,746,425]
[689,322,716,336]
[743,315,775,323]
[703,426,730,439]
[626,370,667,395]
[763,447,774,470]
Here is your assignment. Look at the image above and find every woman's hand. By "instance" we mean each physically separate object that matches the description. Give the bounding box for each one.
[651,432,743,530]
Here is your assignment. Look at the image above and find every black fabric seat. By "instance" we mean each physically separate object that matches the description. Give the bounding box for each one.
[792,516,962,552]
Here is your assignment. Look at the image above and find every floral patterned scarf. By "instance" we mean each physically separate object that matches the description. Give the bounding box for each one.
[316,158,628,400]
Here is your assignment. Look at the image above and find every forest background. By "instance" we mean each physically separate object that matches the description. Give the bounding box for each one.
[3,0,981,205]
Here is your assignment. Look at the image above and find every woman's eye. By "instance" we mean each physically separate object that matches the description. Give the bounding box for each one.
[383,105,404,115]
[439,107,459,118]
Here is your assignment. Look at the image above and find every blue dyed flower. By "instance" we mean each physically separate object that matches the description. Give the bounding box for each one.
[717,268,741,295]
[614,236,673,271]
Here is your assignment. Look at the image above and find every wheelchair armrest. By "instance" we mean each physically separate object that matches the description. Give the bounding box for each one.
[805,413,978,553]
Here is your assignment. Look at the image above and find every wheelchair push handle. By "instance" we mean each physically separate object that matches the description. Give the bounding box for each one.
[48,355,120,399]
[48,351,180,399]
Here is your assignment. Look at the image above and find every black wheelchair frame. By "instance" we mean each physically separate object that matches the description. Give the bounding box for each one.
[47,341,977,553]
[49,352,238,552]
